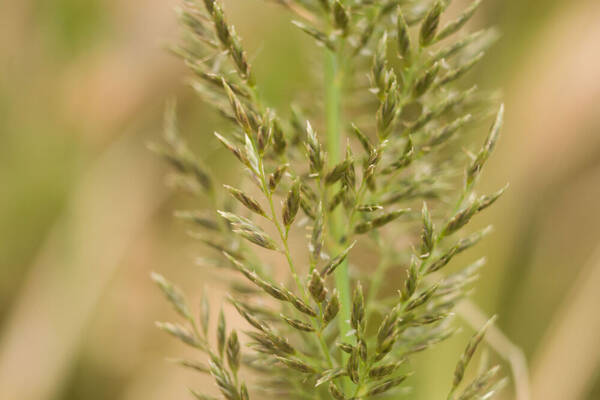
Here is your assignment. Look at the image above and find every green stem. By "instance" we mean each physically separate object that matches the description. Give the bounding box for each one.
[325,51,341,167]
[325,48,351,342]
[365,251,390,319]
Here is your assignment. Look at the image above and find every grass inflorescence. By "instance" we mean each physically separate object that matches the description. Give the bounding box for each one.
[151,0,511,399]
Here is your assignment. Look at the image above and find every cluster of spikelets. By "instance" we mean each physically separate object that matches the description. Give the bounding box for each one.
[151,0,510,399]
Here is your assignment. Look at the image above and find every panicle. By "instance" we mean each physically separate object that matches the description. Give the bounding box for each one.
[154,0,510,399]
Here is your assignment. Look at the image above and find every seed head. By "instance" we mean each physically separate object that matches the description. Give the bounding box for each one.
[271,118,287,155]
[346,347,360,384]
[405,283,439,311]
[226,330,240,373]
[351,282,365,331]
[397,9,411,59]
[420,203,434,257]
[305,121,325,173]
[284,288,317,317]
[212,2,231,48]
[217,309,226,356]
[281,314,315,332]
[277,356,316,374]
[420,1,444,46]
[453,316,497,389]
[230,297,268,332]
[414,62,440,97]
[283,180,301,227]
[202,0,215,14]
[366,375,409,396]
[308,269,327,303]
[437,0,483,41]
[156,322,203,348]
[401,256,420,300]
[325,159,352,185]
[152,272,192,320]
[324,290,340,325]
[268,163,288,191]
[333,1,350,34]
[369,360,404,379]
[310,203,324,262]
[322,241,356,276]
[223,184,266,217]
[328,382,346,400]
[468,104,504,186]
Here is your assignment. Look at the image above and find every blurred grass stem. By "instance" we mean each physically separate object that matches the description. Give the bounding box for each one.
[325,47,351,345]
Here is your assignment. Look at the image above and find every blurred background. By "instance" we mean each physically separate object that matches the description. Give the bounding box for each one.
[1,0,599,399]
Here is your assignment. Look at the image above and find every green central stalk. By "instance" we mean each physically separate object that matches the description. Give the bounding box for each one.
[325,49,351,341]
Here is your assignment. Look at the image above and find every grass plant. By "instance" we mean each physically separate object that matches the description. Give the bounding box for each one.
[151,1,511,399]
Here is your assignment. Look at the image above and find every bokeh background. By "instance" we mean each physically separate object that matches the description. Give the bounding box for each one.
[1,0,599,399]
